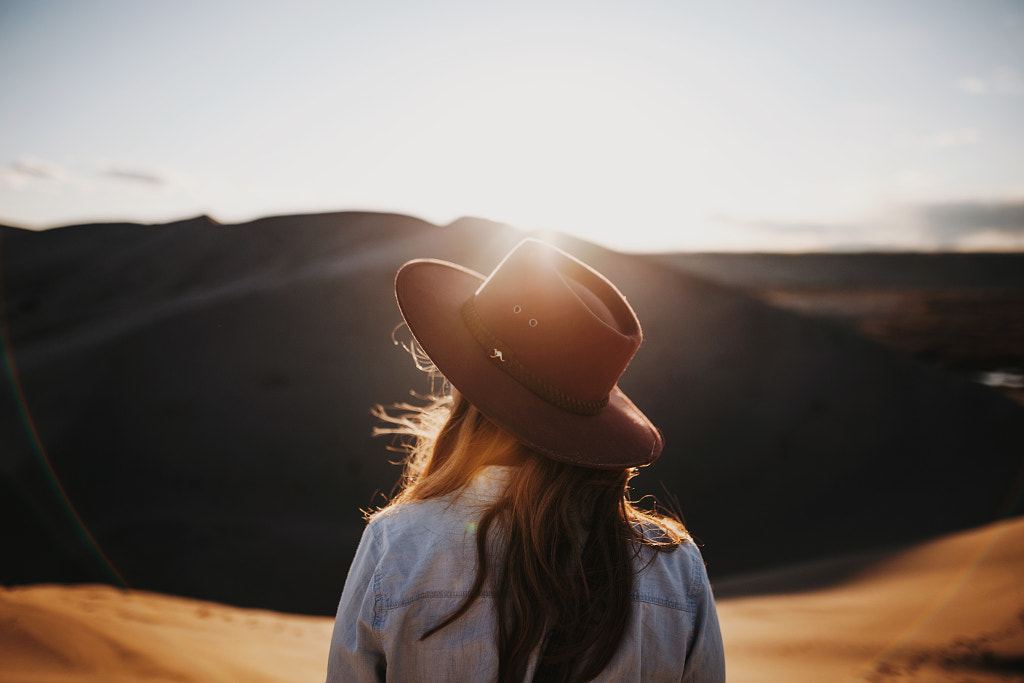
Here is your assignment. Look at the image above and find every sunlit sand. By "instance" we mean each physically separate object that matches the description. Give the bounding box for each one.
[719,516,1024,682]
[2,516,1021,682]
[0,584,333,683]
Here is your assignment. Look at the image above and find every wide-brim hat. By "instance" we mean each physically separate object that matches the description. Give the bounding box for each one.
[394,239,663,469]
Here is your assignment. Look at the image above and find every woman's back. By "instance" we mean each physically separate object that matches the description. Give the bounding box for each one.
[327,466,724,682]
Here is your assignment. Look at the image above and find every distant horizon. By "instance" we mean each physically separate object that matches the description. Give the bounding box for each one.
[5,207,1024,255]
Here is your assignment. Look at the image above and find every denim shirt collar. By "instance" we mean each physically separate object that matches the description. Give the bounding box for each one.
[456,465,516,507]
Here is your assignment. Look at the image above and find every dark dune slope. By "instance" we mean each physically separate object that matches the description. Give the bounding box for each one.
[1,212,1021,615]
[536,233,1024,575]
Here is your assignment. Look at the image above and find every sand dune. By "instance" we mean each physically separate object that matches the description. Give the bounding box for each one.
[3,516,1021,682]
[0,583,333,683]
[1,212,1022,616]
[718,515,1024,682]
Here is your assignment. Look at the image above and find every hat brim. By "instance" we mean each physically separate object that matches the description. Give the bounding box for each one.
[395,258,663,469]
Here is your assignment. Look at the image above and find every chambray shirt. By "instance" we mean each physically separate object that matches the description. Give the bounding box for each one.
[326,467,725,682]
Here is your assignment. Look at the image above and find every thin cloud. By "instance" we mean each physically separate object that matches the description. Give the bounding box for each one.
[13,159,63,179]
[99,166,167,186]
[1,157,184,196]
[920,200,1024,243]
[8,156,67,180]
[0,156,69,189]
[713,204,1024,252]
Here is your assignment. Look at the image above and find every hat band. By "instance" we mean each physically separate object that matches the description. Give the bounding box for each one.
[460,297,610,417]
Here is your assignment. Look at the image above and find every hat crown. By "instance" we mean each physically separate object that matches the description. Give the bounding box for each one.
[469,240,642,406]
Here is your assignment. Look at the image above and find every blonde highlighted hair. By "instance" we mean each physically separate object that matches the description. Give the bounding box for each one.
[371,391,689,683]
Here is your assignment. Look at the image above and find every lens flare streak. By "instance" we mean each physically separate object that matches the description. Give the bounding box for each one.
[0,230,127,588]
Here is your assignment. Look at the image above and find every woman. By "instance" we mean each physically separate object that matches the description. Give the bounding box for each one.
[326,239,725,682]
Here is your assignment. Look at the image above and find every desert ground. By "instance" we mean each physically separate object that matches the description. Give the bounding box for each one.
[2,516,1021,682]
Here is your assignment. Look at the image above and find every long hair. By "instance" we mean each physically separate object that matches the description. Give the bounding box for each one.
[371,391,689,683]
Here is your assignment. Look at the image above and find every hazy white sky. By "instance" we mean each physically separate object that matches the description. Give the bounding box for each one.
[1,0,1022,251]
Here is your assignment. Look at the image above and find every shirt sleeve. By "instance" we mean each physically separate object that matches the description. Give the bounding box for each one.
[326,521,386,683]
[682,545,726,683]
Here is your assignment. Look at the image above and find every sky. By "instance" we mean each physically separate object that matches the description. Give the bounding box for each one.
[1,0,1022,252]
